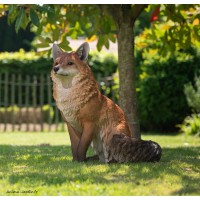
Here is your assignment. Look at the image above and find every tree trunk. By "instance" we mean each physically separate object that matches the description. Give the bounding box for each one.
[101,4,146,139]
[117,21,140,139]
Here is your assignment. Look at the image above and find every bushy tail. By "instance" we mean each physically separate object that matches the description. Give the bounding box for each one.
[109,134,162,163]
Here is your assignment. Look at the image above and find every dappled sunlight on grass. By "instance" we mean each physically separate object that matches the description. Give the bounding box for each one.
[0,132,199,195]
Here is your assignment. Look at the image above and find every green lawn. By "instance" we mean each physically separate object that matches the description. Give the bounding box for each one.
[0,132,199,196]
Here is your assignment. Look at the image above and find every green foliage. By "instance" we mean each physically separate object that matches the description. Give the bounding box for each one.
[0,4,117,54]
[134,13,200,132]
[1,4,198,56]
[88,51,117,77]
[178,114,200,136]
[0,49,50,75]
[30,8,40,27]
[0,49,117,77]
[137,47,200,132]
[0,15,35,52]
[134,10,151,36]
[15,7,24,33]
[146,5,200,55]
[112,71,120,100]
[0,132,199,195]
[178,76,200,136]
[184,75,200,113]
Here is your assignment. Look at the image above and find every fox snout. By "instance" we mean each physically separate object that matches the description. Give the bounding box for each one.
[54,65,60,73]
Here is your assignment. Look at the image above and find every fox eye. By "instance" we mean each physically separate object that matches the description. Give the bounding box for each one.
[67,62,73,65]
[55,62,58,65]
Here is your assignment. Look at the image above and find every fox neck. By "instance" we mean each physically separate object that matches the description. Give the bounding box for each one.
[52,69,99,104]
[53,74,75,89]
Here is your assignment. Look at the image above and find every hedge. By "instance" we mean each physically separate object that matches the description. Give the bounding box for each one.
[137,47,200,132]
[0,49,117,77]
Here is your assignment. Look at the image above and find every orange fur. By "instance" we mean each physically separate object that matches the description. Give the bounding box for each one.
[51,51,131,162]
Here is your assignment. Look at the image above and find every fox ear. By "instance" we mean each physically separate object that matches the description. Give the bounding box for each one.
[52,43,63,61]
[76,42,90,61]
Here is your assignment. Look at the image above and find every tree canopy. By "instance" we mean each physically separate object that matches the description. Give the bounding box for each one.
[0,4,199,54]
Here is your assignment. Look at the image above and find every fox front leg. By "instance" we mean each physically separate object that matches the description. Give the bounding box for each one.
[67,123,80,161]
[77,122,95,162]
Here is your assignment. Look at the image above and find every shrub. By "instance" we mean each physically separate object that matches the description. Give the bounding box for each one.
[184,75,200,113]
[0,49,51,75]
[137,47,200,132]
[177,114,200,136]
[0,49,117,77]
[88,51,117,77]
[178,76,200,136]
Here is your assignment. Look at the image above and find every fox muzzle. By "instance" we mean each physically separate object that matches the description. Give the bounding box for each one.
[54,66,60,73]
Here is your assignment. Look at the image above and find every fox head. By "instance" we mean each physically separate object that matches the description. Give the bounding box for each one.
[52,42,90,76]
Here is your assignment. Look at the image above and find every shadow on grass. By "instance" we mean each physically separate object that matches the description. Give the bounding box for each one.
[0,144,199,195]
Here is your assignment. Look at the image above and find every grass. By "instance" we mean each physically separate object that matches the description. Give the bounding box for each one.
[0,132,199,196]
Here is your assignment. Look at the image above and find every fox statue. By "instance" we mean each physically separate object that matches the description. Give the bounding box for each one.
[51,42,162,163]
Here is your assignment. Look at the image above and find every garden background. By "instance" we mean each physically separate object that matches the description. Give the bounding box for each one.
[0,4,199,196]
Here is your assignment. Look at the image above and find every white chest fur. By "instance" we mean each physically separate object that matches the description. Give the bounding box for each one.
[52,74,98,133]
[53,75,83,132]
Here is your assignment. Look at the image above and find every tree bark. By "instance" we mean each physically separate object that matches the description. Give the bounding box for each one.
[101,5,147,139]
[117,21,140,139]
